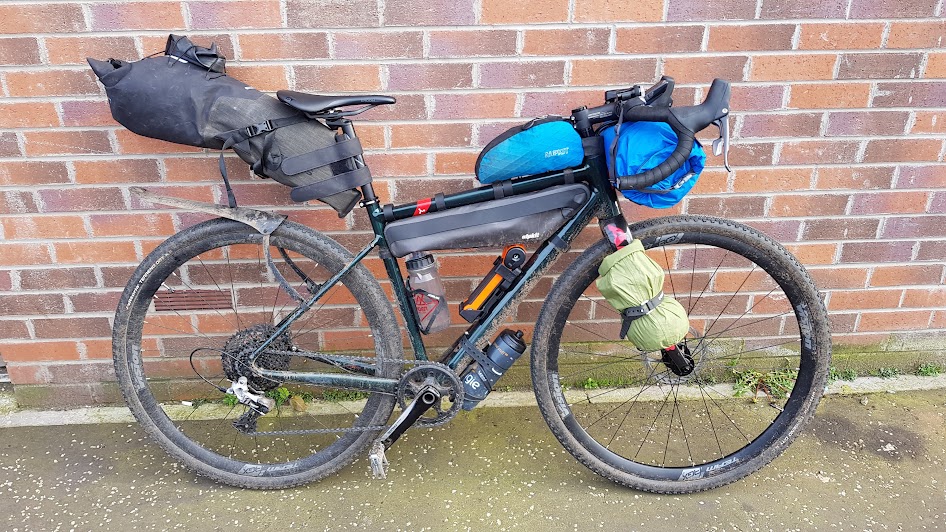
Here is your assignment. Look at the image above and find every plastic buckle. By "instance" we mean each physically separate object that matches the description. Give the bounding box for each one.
[245,120,275,137]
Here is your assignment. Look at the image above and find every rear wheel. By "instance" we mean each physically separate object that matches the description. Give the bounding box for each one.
[531,215,831,493]
[112,218,402,489]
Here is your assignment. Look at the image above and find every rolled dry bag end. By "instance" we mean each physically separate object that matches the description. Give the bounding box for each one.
[596,239,690,352]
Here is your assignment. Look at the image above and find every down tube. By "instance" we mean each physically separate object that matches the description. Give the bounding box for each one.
[445,188,604,368]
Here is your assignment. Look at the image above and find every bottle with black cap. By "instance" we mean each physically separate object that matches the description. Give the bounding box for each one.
[460,329,527,410]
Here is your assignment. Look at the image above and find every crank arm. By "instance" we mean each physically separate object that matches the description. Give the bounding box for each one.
[368,385,440,479]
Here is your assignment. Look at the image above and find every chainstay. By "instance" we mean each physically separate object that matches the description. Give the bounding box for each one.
[246,356,459,436]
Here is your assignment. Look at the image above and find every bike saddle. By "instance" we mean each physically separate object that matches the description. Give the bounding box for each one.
[277,90,396,115]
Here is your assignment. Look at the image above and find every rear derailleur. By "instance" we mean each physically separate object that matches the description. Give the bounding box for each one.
[228,377,276,434]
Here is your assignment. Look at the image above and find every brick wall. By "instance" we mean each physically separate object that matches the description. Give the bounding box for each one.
[0,0,944,406]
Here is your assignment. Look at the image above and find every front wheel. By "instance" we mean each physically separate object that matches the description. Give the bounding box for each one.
[531,215,831,493]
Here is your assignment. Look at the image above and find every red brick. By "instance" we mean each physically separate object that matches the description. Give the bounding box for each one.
[790,83,871,109]
[483,0,568,23]
[74,159,161,185]
[286,0,379,28]
[520,90,602,117]
[816,167,893,190]
[0,161,69,186]
[838,53,924,80]
[390,124,473,149]
[60,100,113,128]
[0,243,51,267]
[237,33,328,61]
[801,218,879,241]
[932,192,946,214]
[357,95,427,121]
[902,287,946,308]
[858,311,932,332]
[39,187,126,213]
[0,191,38,214]
[225,66,288,92]
[570,59,655,87]
[89,213,176,237]
[739,113,822,139]
[849,0,938,18]
[0,133,18,158]
[432,93,518,120]
[114,130,202,155]
[731,168,812,193]
[667,0,755,20]
[731,85,785,112]
[782,243,838,265]
[23,131,112,156]
[428,30,517,59]
[0,102,60,128]
[708,24,795,52]
[2,215,89,239]
[882,216,946,238]
[750,54,837,82]
[362,153,428,177]
[872,82,946,108]
[870,265,944,287]
[830,289,903,310]
[19,267,98,291]
[0,4,85,34]
[727,142,776,166]
[778,141,860,165]
[850,192,930,215]
[840,241,914,263]
[934,311,946,329]
[0,321,29,339]
[769,194,849,217]
[90,2,184,31]
[32,318,112,340]
[0,37,41,65]
[334,31,423,59]
[476,122,522,147]
[0,294,63,318]
[887,21,946,49]
[764,0,848,17]
[916,241,946,262]
[912,112,946,134]
[924,53,946,79]
[6,69,100,97]
[798,23,885,51]
[481,61,567,89]
[576,0,663,21]
[665,56,749,84]
[808,267,869,289]
[54,241,138,265]
[862,138,943,163]
[384,0,475,26]
[826,111,910,137]
[45,37,137,65]
[615,26,704,54]
[687,196,766,218]
[0,341,81,363]
[188,1,280,29]
[895,165,944,189]
[524,28,611,56]
[68,291,124,314]
[386,64,472,91]
[434,152,479,175]
[745,219,804,242]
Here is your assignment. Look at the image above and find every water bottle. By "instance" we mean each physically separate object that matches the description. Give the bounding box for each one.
[405,252,451,334]
[460,329,526,410]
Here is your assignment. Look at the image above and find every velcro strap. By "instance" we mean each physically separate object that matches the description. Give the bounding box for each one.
[434,193,446,211]
[618,291,664,339]
[289,166,372,203]
[281,136,364,176]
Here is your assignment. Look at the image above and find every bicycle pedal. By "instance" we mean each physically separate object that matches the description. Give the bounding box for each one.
[368,440,388,479]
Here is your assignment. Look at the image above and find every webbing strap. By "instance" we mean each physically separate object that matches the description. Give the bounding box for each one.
[281,136,364,176]
[289,166,372,202]
[618,291,664,340]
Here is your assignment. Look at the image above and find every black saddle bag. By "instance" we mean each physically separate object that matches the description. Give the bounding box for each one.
[88,35,366,215]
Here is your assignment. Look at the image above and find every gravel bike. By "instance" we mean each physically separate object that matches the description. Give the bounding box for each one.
[112,77,831,493]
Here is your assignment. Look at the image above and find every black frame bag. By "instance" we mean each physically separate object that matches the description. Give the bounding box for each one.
[88,35,365,215]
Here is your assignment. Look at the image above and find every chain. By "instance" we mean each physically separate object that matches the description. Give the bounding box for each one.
[245,355,460,437]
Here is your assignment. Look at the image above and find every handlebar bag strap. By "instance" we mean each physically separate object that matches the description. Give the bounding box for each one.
[475,117,585,184]
[596,239,689,351]
[601,121,706,209]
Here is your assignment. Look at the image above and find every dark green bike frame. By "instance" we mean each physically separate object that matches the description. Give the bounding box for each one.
[247,124,623,397]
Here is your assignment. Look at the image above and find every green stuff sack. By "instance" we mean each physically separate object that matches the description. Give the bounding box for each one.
[596,239,689,351]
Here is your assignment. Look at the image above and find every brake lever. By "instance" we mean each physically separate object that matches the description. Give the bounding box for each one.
[711,114,732,172]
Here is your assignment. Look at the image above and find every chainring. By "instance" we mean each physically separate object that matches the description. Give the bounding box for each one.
[397,363,463,427]
[222,324,293,391]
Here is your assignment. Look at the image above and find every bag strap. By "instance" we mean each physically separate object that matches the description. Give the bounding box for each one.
[618,291,664,340]
[280,136,363,176]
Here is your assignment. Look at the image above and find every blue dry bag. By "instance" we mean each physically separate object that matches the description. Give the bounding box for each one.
[476,117,585,184]
[601,121,706,209]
